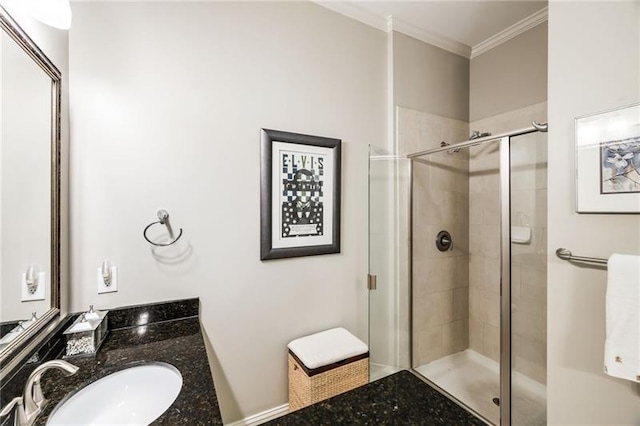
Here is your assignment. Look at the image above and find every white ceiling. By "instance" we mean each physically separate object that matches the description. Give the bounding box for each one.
[316,1,548,56]
[67,0,547,57]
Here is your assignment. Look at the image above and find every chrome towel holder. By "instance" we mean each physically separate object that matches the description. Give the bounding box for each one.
[555,248,608,266]
[143,209,183,247]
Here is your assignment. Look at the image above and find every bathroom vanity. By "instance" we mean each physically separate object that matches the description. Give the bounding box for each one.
[0,299,223,425]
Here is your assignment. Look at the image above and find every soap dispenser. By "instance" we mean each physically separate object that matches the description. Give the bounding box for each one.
[63,305,109,357]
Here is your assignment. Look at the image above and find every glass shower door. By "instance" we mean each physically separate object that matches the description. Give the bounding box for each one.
[509,132,548,426]
[403,124,548,425]
[412,137,503,425]
[368,146,410,382]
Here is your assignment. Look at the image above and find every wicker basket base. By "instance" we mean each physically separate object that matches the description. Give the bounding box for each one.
[288,353,369,412]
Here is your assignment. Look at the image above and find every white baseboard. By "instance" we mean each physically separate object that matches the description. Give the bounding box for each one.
[226,404,290,426]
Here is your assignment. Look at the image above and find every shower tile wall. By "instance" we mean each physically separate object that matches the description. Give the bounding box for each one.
[397,107,470,367]
[468,140,502,362]
[469,101,548,384]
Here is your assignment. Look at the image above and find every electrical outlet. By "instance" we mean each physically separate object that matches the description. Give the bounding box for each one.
[97,266,118,294]
[21,272,45,301]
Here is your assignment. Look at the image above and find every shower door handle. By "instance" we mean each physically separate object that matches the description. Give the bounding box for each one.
[367,274,377,290]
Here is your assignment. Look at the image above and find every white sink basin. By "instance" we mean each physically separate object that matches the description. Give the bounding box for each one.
[47,363,182,426]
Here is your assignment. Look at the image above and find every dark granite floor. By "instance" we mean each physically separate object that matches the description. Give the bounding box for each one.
[265,370,486,426]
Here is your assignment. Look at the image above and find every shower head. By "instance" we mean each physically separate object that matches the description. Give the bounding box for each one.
[440,141,461,154]
[470,130,491,140]
[439,130,493,155]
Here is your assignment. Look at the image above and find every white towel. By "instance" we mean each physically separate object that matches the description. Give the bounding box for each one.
[288,327,368,369]
[604,254,640,383]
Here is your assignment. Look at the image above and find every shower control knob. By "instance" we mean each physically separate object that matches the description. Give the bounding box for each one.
[435,230,453,252]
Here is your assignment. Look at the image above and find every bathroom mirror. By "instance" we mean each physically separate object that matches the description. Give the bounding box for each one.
[0,5,61,369]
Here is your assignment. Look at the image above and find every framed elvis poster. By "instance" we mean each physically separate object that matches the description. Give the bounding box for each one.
[260,129,341,260]
[575,103,640,213]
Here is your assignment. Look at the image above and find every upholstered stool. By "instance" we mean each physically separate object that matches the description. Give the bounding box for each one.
[287,327,369,411]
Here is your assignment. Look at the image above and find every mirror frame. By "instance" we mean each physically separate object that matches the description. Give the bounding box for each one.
[0,5,61,377]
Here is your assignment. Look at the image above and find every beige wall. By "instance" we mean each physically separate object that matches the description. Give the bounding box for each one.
[68,2,386,422]
[393,31,469,123]
[547,1,640,424]
[470,22,548,122]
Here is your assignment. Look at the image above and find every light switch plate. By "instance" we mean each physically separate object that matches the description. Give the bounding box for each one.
[21,272,46,301]
[97,266,118,294]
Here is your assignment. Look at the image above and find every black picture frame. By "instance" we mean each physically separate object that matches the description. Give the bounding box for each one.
[260,129,341,260]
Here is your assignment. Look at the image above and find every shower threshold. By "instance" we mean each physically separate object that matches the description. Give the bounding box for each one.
[369,362,403,382]
[415,349,546,426]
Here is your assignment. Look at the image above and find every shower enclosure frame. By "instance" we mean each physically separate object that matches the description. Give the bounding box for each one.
[404,122,548,426]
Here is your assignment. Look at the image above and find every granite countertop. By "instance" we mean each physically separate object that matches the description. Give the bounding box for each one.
[265,370,486,425]
[37,318,221,425]
[1,299,222,426]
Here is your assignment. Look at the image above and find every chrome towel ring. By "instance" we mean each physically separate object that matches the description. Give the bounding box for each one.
[143,209,183,247]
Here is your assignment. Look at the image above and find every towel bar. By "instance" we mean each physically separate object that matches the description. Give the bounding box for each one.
[555,248,608,265]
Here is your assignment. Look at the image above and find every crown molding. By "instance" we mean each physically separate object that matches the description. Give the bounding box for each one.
[313,1,471,59]
[311,1,388,32]
[311,2,548,60]
[471,7,548,59]
[388,16,471,59]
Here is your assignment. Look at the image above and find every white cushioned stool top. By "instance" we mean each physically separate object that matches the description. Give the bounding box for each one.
[287,327,368,370]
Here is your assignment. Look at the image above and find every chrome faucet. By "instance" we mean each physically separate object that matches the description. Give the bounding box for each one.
[0,360,79,426]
